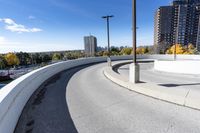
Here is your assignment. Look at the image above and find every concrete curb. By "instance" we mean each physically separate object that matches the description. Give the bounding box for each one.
[103,63,200,110]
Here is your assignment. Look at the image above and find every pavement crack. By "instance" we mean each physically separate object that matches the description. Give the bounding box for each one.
[101,100,124,110]
[184,89,190,106]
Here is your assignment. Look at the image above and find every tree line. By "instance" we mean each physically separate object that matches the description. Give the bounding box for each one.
[0,44,199,70]
[0,51,85,69]
[96,46,154,56]
[154,42,200,54]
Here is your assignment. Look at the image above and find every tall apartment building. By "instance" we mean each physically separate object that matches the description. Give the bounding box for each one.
[84,35,97,56]
[154,0,200,53]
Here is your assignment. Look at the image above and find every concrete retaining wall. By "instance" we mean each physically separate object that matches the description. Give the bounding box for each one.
[0,57,107,133]
[0,55,200,133]
[154,60,200,74]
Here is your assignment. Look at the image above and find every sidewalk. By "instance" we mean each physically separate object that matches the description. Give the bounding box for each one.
[103,61,200,110]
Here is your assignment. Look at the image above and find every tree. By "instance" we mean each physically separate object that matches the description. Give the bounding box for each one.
[144,46,149,54]
[103,51,109,56]
[95,51,104,57]
[52,53,62,60]
[155,41,170,54]
[185,43,196,54]
[147,46,155,54]
[120,48,132,55]
[111,51,120,56]
[16,52,31,66]
[136,47,145,54]
[166,44,185,54]
[0,55,6,69]
[33,53,42,64]
[166,44,200,55]
[111,46,120,53]
[5,53,20,67]
[64,52,73,60]
[42,54,51,63]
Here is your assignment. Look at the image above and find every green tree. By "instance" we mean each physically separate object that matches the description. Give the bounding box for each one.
[0,55,6,69]
[42,54,52,63]
[34,53,42,64]
[111,47,120,53]
[144,46,149,54]
[52,53,62,60]
[16,52,31,66]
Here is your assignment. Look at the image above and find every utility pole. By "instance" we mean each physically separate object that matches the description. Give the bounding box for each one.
[102,15,114,66]
[129,0,140,83]
[133,0,137,64]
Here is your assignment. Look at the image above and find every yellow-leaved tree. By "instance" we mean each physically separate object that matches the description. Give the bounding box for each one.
[120,48,132,55]
[136,47,145,54]
[166,44,198,55]
[184,43,196,54]
[166,44,185,54]
[5,53,20,67]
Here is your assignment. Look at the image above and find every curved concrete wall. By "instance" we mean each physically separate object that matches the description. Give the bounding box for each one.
[0,55,200,133]
[154,60,200,74]
[0,57,106,133]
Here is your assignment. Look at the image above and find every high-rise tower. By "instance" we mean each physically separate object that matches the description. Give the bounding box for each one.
[154,0,200,53]
[84,35,97,56]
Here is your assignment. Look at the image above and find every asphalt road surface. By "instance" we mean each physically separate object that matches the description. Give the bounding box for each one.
[15,62,200,133]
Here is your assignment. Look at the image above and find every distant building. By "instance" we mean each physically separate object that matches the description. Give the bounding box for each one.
[84,35,97,56]
[154,0,200,53]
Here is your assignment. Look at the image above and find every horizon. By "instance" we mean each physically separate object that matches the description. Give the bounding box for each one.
[0,0,171,53]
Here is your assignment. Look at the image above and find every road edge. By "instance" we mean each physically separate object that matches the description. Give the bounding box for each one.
[103,62,200,111]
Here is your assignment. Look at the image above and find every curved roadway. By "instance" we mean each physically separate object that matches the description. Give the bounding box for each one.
[15,62,200,133]
[118,62,200,89]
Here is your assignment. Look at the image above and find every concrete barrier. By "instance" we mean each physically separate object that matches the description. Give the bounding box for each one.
[0,57,108,133]
[0,55,200,133]
[154,60,200,74]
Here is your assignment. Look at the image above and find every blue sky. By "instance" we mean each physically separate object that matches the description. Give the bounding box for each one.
[0,0,171,53]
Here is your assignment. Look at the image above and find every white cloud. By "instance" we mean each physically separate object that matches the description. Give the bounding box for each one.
[28,15,36,20]
[0,18,42,33]
[3,18,15,25]
[30,28,42,32]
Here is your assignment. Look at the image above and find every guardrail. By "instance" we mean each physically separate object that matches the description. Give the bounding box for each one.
[0,55,200,133]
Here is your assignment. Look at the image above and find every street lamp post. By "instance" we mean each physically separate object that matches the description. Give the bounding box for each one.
[133,0,137,64]
[102,15,114,66]
[129,0,140,83]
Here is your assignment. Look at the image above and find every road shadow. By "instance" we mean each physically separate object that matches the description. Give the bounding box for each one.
[159,83,200,87]
[118,67,129,71]
[15,64,92,133]
[137,81,146,84]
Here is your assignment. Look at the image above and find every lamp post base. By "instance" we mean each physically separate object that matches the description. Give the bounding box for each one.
[107,57,112,67]
[129,63,140,83]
